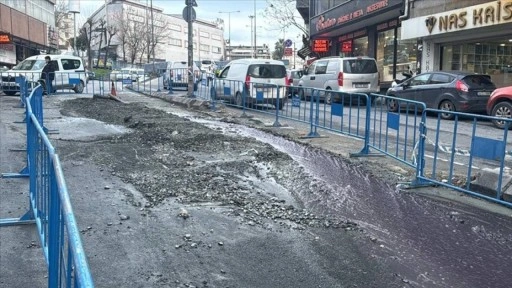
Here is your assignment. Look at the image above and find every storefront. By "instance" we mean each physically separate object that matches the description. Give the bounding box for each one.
[401,0,512,87]
[309,0,413,88]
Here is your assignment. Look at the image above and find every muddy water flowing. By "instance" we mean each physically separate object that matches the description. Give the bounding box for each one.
[184,114,512,288]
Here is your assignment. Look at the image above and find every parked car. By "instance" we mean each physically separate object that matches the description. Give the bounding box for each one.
[110,68,144,82]
[213,58,287,110]
[298,56,380,104]
[486,85,512,129]
[286,69,303,97]
[0,54,87,95]
[386,71,496,120]
[163,61,201,90]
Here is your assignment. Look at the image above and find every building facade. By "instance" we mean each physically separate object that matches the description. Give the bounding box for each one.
[299,0,512,88]
[228,45,271,60]
[86,0,225,69]
[0,0,57,67]
[299,0,410,88]
[401,0,512,88]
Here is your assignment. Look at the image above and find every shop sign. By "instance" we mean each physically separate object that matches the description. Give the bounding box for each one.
[377,19,398,31]
[338,29,367,42]
[402,0,512,39]
[0,34,11,44]
[341,41,352,53]
[313,0,403,33]
[312,39,330,52]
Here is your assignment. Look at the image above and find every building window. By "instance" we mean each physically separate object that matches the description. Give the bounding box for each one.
[169,38,182,47]
[211,34,221,41]
[170,24,181,31]
[200,31,210,38]
[212,46,221,54]
[200,44,210,52]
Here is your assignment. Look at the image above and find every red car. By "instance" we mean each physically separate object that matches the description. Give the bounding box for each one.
[486,85,512,129]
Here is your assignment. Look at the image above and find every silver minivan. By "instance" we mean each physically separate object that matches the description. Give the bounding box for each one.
[298,56,379,104]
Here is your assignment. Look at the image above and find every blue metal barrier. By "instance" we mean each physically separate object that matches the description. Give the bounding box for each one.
[0,82,95,287]
[353,93,427,167]
[413,109,512,208]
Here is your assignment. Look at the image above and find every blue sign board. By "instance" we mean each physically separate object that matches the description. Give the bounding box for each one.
[284,39,293,48]
[122,79,132,85]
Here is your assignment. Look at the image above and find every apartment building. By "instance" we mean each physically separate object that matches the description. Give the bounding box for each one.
[0,0,57,67]
[86,0,225,69]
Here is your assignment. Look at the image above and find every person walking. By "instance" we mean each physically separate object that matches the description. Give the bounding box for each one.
[41,56,55,95]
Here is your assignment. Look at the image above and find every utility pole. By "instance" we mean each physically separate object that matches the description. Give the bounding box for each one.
[253,0,257,58]
[185,0,197,97]
[151,0,155,73]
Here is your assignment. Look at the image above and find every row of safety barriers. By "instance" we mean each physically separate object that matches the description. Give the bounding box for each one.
[0,78,94,287]
[0,68,201,96]
[188,78,512,208]
[3,72,511,208]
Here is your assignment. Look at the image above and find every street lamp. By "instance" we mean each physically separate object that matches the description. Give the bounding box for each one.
[219,10,240,60]
[248,15,254,58]
[68,1,80,56]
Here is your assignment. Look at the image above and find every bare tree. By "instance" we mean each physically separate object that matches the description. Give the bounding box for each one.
[95,19,106,67]
[125,21,146,64]
[79,18,96,69]
[103,23,118,68]
[264,0,308,37]
[112,11,129,63]
[145,13,171,63]
[55,0,70,49]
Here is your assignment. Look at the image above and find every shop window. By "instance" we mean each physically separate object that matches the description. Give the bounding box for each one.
[377,29,395,83]
[352,37,368,57]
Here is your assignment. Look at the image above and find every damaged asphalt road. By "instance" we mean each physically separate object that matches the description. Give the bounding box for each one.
[9,93,507,288]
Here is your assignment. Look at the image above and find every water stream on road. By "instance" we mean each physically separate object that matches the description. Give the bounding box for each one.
[172,111,512,288]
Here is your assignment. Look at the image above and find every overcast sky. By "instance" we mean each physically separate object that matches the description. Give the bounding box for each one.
[75,0,303,48]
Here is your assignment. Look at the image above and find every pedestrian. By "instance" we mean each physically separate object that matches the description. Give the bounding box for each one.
[41,56,55,95]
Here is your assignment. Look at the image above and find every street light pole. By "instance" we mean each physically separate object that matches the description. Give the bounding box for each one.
[219,10,240,60]
[249,15,254,58]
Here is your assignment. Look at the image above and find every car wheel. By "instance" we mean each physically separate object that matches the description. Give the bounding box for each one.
[73,80,85,94]
[299,88,306,100]
[235,92,243,107]
[439,100,455,120]
[3,91,16,96]
[387,98,399,112]
[491,101,512,129]
[324,89,332,105]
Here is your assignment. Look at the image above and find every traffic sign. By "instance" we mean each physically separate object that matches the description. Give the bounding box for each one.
[182,6,196,22]
[284,48,293,56]
[284,39,293,48]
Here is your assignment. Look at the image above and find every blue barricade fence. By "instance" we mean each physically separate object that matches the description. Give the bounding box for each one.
[0,78,94,287]
[4,70,512,209]
[415,109,512,208]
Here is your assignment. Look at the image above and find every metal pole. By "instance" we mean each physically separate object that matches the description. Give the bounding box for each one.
[254,0,256,58]
[219,11,239,61]
[187,5,194,97]
[73,13,77,56]
[249,16,254,58]
[151,0,155,73]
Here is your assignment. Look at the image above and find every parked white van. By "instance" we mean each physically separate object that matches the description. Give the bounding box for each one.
[298,56,379,104]
[213,58,287,110]
[0,54,87,95]
[163,61,201,90]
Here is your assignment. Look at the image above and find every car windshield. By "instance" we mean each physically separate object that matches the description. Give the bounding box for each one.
[12,59,46,71]
[343,59,378,74]
[462,75,496,89]
[248,64,286,78]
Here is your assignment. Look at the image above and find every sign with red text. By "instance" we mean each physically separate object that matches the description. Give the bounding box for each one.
[312,40,329,52]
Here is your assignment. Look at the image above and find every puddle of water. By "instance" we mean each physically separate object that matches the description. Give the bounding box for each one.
[47,117,131,141]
